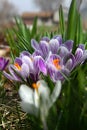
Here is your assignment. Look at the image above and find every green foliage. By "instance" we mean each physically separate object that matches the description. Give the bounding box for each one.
[57,65,87,130]
[59,5,65,39]
[6,17,39,58]
[66,0,77,40]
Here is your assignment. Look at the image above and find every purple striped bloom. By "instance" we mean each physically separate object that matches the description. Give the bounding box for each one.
[4,51,47,83]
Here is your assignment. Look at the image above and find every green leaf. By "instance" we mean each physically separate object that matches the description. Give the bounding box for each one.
[31,17,37,37]
[66,0,77,40]
[75,14,83,44]
[59,5,65,39]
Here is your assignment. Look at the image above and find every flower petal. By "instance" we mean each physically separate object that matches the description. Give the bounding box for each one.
[22,56,33,71]
[9,65,22,81]
[3,71,17,81]
[20,51,31,58]
[14,58,22,66]
[31,39,40,50]
[53,35,62,45]
[75,48,83,62]
[49,39,59,53]
[78,44,85,50]
[39,41,49,58]
[37,80,50,99]
[38,58,47,75]
[21,63,30,78]
[34,56,47,75]
[49,80,61,108]
[19,84,34,104]
[41,36,50,42]
[63,53,75,71]
[0,57,9,71]
[64,40,73,52]
[20,102,38,116]
[58,46,69,58]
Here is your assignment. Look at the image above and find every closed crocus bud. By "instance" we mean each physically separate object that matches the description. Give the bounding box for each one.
[0,57,9,71]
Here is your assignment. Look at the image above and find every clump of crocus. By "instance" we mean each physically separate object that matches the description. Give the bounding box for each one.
[0,57,9,71]
[4,35,87,83]
[31,35,87,82]
[3,35,87,129]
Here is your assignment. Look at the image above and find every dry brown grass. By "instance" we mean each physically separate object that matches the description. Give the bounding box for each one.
[0,81,32,130]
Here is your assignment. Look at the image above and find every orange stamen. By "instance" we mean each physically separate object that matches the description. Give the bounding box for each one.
[32,83,40,91]
[53,59,61,70]
[14,63,21,70]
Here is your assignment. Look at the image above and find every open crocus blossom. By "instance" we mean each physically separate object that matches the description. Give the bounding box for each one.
[18,80,61,122]
[3,51,47,82]
[0,57,9,71]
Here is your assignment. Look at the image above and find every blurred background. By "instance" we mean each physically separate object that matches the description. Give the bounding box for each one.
[0,0,87,28]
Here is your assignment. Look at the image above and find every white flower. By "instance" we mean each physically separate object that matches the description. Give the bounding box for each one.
[18,80,61,119]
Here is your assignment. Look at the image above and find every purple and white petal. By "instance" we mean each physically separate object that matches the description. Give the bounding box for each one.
[34,56,47,75]
[21,63,30,79]
[39,41,49,58]
[63,53,75,71]
[49,39,59,53]
[75,48,83,62]
[58,46,69,58]
[22,56,33,71]
[53,35,62,45]
[64,40,73,52]
[31,39,40,50]
[78,44,85,50]
[41,36,50,42]
[20,51,31,58]
[14,58,22,66]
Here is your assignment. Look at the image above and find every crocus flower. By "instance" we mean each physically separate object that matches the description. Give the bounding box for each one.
[0,57,9,71]
[46,53,70,82]
[18,80,61,121]
[3,57,29,81]
[74,44,87,67]
[4,51,47,83]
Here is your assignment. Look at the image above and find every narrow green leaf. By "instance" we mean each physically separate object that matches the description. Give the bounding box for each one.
[75,14,83,44]
[31,17,37,37]
[66,0,77,40]
[59,5,65,39]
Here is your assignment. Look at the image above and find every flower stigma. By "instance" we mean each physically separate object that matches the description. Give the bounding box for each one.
[14,63,21,70]
[32,82,40,92]
[53,58,61,70]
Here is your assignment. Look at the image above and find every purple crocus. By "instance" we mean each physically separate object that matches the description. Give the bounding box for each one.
[0,57,9,71]
[46,53,70,82]
[45,42,87,82]
[3,57,29,81]
[74,44,87,67]
[4,51,47,83]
